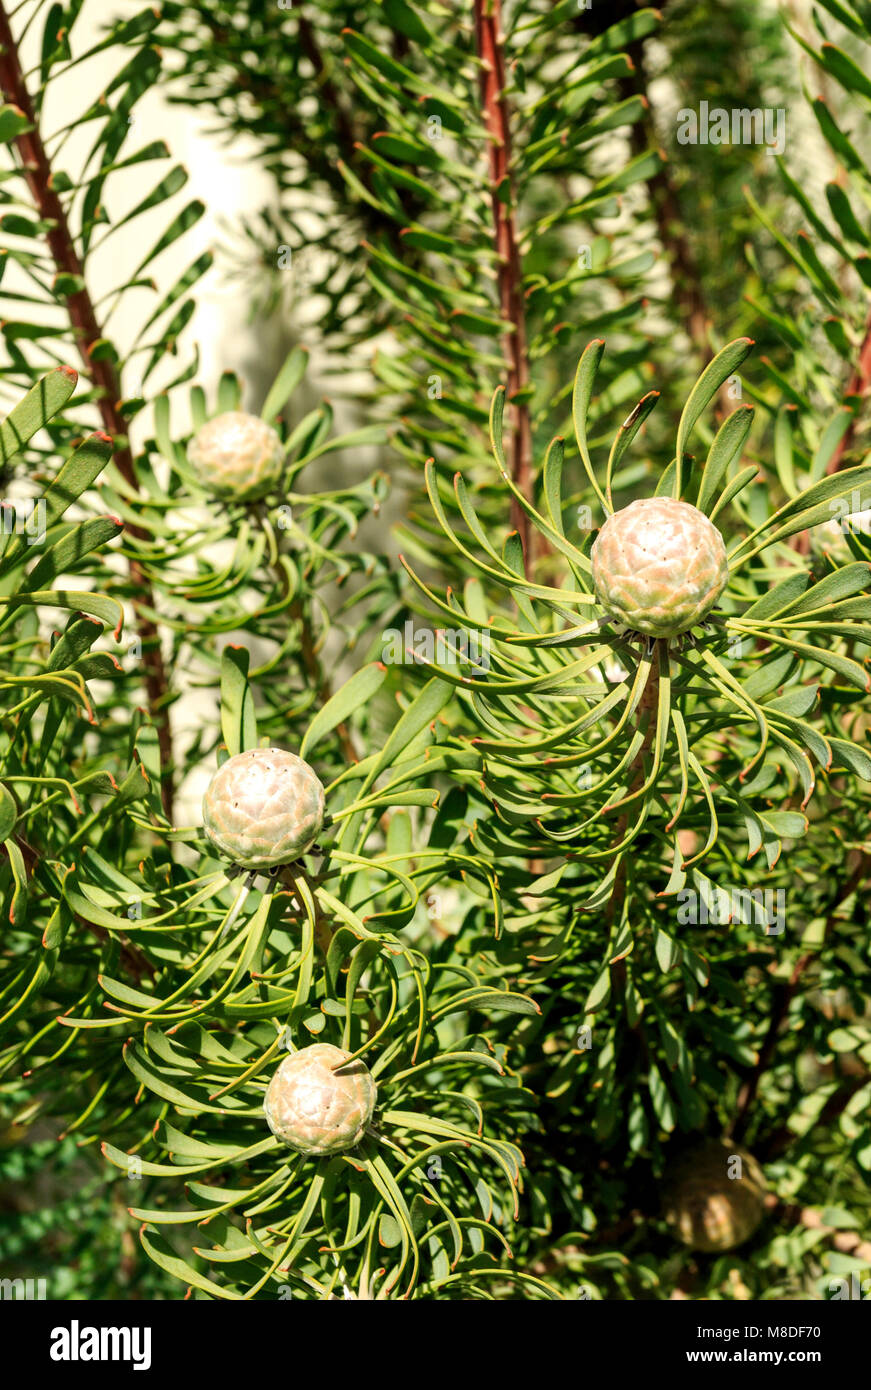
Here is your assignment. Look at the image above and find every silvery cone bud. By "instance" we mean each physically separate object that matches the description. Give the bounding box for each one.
[202,748,325,869]
[592,497,729,638]
[188,411,284,501]
[264,1044,376,1156]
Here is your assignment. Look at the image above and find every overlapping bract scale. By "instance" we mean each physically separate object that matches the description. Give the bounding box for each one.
[188,411,284,501]
[264,1044,376,1156]
[202,748,325,869]
[592,497,729,637]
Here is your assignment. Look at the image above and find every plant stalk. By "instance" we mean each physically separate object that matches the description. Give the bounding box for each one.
[827,305,871,474]
[474,0,533,564]
[0,1,174,818]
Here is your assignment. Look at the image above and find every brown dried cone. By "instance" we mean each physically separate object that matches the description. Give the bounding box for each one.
[592,497,728,637]
[662,1138,768,1252]
[202,748,325,869]
[264,1044,376,1156]
[188,410,284,501]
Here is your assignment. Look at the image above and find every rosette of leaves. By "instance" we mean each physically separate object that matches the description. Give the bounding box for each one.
[100,344,392,777]
[383,334,871,1294]
[100,1018,550,1300]
[401,337,871,905]
[60,648,553,1298]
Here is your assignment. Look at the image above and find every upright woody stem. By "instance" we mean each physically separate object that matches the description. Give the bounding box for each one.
[474,0,533,565]
[0,1,175,818]
[826,305,871,474]
[606,644,660,1019]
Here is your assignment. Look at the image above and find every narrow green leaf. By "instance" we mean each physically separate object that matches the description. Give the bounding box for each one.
[261,346,309,423]
[675,339,755,496]
[0,367,77,467]
[220,646,257,757]
[300,663,386,760]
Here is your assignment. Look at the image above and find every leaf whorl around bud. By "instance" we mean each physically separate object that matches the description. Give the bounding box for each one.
[662,1138,767,1252]
[202,748,325,869]
[592,497,729,638]
[188,410,284,502]
[264,1043,377,1155]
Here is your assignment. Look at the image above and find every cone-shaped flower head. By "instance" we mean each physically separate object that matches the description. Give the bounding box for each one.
[592,497,728,637]
[264,1044,376,1155]
[188,411,284,501]
[202,748,325,869]
[662,1138,767,1252]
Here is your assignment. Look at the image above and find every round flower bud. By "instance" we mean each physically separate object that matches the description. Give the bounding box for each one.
[592,497,729,637]
[188,411,284,501]
[202,748,325,869]
[662,1138,767,1253]
[264,1043,376,1156]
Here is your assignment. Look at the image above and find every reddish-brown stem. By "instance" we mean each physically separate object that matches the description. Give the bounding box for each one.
[648,164,710,362]
[0,2,174,818]
[827,305,871,475]
[474,0,533,564]
[292,3,358,156]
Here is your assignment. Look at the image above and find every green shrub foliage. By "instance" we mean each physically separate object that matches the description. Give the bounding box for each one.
[1,0,870,1302]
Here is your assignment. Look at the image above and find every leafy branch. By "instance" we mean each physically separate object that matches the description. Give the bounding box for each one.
[0,1,176,813]
[474,0,532,558]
